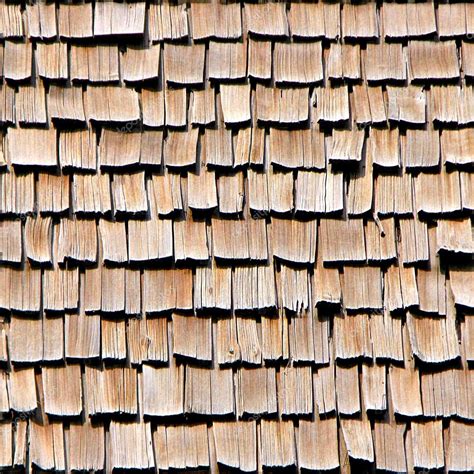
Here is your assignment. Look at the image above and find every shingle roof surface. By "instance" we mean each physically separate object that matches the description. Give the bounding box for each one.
[0,0,473,471]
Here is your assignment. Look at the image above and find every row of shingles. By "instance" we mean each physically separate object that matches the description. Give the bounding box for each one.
[2,306,471,419]
[1,189,469,324]
[1,130,472,214]
[2,38,473,104]
[0,213,472,311]
[0,417,472,471]
[1,348,473,471]
[0,6,472,89]
[5,82,474,171]
[5,2,474,43]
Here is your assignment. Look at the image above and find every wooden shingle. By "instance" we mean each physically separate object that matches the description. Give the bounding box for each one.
[94,1,146,36]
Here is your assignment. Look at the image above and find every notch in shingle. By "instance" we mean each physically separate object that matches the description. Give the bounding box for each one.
[436,218,473,256]
[172,314,212,362]
[407,310,460,364]
[340,413,375,463]
[278,264,309,313]
[450,266,474,309]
